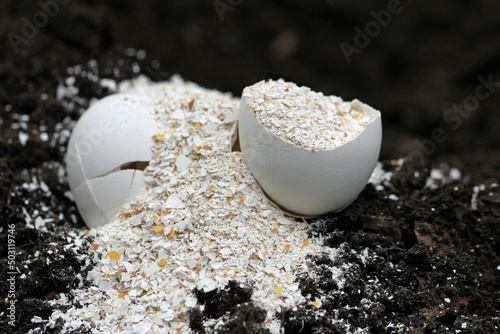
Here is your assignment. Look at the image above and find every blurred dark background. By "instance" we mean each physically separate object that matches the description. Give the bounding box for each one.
[1,0,500,160]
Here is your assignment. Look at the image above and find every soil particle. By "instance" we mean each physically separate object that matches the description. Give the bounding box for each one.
[296,254,338,298]
[190,281,269,333]
[194,280,253,320]
[211,302,270,334]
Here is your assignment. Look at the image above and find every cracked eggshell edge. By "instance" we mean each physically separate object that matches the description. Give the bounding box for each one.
[238,97,382,216]
[65,93,156,228]
[66,93,157,180]
[72,170,148,229]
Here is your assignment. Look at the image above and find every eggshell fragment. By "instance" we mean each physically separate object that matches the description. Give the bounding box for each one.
[86,170,148,219]
[66,93,156,228]
[71,179,106,226]
[238,94,382,216]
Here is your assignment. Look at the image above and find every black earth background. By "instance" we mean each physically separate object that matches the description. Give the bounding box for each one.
[1,0,499,333]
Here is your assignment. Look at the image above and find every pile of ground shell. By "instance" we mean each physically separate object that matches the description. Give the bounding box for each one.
[48,76,349,333]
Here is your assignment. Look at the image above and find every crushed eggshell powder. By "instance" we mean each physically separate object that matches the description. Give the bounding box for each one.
[243,79,373,150]
[50,75,346,334]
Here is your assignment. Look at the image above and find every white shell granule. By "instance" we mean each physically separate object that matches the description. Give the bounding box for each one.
[49,75,353,334]
[243,79,373,150]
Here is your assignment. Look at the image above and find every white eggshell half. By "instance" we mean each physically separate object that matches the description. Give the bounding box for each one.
[66,93,156,228]
[67,94,156,180]
[238,97,382,216]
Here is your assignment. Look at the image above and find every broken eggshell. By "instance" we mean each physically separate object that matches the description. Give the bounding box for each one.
[66,93,156,228]
[238,96,382,217]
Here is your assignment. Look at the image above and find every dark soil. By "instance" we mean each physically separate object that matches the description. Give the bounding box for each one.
[190,281,270,334]
[1,0,499,333]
